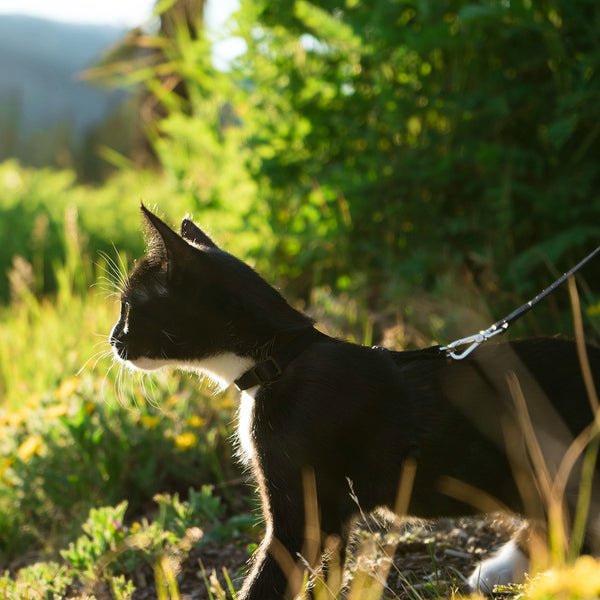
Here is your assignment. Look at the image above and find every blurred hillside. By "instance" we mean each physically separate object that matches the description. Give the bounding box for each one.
[0,15,132,179]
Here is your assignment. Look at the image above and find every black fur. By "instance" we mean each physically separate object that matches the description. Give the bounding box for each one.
[110,206,600,599]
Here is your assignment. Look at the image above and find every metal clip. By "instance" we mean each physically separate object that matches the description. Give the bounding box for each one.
[440,322,508,360]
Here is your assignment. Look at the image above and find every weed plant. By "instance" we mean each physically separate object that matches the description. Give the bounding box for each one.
[1,229,600,598]
[0,210,251,599]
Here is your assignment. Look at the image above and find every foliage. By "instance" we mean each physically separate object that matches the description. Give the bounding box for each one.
[0,225,241,561]
[78,0,600,342]
[0,367,240,560]
[61,486,251,584]
[230,0,600,310]
[2,0,600,596]
[0,562,74,600]
[0,487,252,600]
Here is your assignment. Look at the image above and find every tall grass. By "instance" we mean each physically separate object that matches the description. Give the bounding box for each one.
[1,203,600,598]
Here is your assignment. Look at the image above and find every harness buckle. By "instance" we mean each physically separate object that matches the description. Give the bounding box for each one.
[440,323,508,360]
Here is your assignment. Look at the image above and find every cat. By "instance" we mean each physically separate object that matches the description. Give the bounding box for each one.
[110,205,600,598]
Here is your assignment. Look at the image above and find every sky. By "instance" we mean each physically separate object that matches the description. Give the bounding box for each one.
[0,0,238,29]
[0,0,244,68]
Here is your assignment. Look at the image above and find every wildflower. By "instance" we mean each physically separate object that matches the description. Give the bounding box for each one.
[0,457,16,481]
[17,435,42,462]
[187,415,205,428]
[527,555,600,599]
[55,377,79,400]
[0,411,27,428]
[140,415,161,429]
[166,395,180,407]
[130,522,141,533]
[175,432,198,451]
[46,402,69,419]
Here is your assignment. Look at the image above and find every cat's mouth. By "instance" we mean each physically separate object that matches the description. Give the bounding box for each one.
[110,334,166,372]
[127,357,166,371]
[112,346,167,372]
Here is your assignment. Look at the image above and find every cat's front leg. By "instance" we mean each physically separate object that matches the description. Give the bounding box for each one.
[239,462,328,599]
[238,527,308,600]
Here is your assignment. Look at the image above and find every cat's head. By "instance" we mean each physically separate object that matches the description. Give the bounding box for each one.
[109,205,311,382]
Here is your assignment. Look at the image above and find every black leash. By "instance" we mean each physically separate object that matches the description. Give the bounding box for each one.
[440,245,600,360]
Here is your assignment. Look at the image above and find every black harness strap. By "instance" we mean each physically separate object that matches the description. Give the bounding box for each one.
[234,327,323,391]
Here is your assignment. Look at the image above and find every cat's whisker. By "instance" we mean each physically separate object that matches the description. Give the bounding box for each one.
[112,243,130,284]
[93,350,114,371]
[93,274,120,287]
[149,375,162,409]
[115,361,126,408]
[139,372,157,409]
[97,249,129,297]
[91,339,111,352]
[91,280,123,300]
[77,348,112,376]
[126,368,135,408]
[100,358,120,406]
[138,372,149,404]
[161,329,180,345]
[96,256,121,291]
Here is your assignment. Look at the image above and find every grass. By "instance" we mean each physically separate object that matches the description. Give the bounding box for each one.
[2,219,600,599]
[0,222,255,597]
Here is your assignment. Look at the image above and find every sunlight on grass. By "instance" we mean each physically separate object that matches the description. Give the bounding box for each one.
[0,288,119,411]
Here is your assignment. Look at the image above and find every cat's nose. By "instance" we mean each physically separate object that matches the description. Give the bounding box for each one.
[109,324,120,347]
[109,324,127,358]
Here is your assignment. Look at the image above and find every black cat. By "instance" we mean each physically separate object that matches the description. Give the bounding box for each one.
[110,205,600,598]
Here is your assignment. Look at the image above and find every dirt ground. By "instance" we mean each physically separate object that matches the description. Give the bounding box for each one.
[130,513,523,600]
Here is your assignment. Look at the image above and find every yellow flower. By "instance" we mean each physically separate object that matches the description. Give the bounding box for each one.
[17,435,42,462]
[187,415,205,428]
[55,377,79,400]
[175,432,198,451]
[166,395,181,407]
[46,402,69,419]
[0,411,27,428]
[0,457,15,481]
[527,556,600,599]
[130,521,141,533]
[140,415,161,430]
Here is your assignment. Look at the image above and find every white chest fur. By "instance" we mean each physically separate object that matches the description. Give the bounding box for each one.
[237,388,257,463]
[119,349,258,462]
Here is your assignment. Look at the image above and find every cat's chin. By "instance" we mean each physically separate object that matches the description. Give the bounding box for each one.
[127,357,169,372]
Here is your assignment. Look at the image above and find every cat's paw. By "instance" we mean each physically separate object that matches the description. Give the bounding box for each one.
[468,540,529,594]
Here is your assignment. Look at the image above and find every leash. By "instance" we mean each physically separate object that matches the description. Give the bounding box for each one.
[440,245,600,360]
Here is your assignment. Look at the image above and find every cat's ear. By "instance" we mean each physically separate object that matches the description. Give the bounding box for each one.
[180,217,218,249]
[140,204,190,273]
